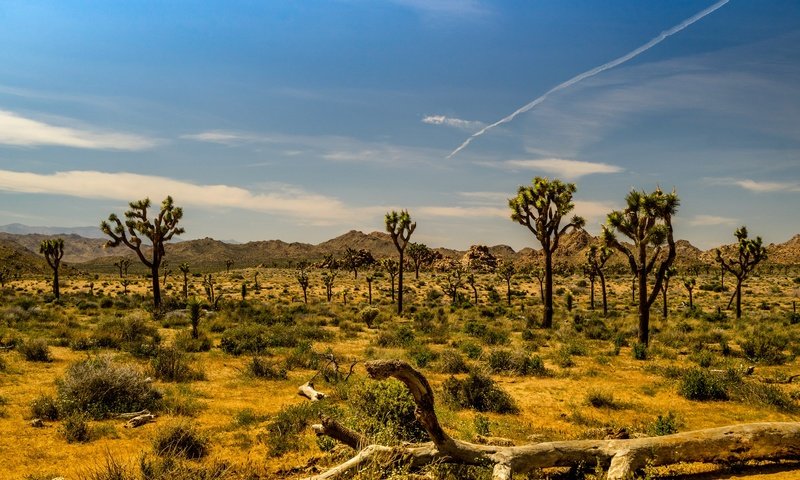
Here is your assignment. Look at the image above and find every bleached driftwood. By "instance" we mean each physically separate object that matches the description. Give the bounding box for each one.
[123,413,155,428]
[298,381,327,402]
[304,359,800,480]
[114,409,151,419]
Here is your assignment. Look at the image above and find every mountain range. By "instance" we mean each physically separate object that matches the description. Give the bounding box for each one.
[1,225,798,275]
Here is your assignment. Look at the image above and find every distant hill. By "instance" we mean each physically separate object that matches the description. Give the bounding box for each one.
[1,227,798,275]
[0,237,48,274]
[0,223,104,238]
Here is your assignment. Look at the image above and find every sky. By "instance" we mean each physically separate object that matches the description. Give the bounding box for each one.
[0,0,798,251]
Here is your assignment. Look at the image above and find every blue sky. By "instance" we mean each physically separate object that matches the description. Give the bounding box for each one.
[0,0,798,250]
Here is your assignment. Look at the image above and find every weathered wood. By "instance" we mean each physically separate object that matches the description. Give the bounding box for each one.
[114,409,151,419]
[304,359,800,480]
[298,381,326,401]
[311,415,368,450]
[124,413,155,428]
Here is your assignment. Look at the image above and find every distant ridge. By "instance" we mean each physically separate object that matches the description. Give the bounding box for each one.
[1,227,799,274]
[0,223,104,238]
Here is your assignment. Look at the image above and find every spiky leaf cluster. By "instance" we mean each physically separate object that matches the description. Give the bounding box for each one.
[509,177,585,252]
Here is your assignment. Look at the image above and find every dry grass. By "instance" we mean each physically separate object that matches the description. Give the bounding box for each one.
[1,267,799,479]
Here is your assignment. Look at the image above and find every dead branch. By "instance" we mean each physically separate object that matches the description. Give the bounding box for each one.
[298,381,326,401]
[123,413,155,428]
[114,409,151,419]
[304,359,800,480]
[311,415,369,450]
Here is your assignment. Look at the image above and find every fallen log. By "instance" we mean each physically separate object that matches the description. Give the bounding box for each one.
[114,409,151,419]
[123,413,155,428]
[304,359,800,480]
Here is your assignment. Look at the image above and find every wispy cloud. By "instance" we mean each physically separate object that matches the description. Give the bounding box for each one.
[0,109,157,150]
[503,158,623,179]
[416,205,507,218]
[422,115,485,131]
[688,214,738,226]
[182,129,443,166]
[388,0,488,18]
[0,170,360,225]
[707,177,800,193]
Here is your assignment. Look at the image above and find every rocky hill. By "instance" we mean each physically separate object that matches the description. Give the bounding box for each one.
[2,228,799,274]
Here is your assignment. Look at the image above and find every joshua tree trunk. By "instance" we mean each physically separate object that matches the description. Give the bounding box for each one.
[543,251,554,328]
[599,273,608,316]
[736,281,743,319]
[589,276,595,310]
[637,265,648,346]
[52,268,60,299]
[398,251,404,314]
[151,264,161,308]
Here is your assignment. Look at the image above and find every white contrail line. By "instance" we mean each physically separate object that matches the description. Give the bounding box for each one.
[447,0,730,159]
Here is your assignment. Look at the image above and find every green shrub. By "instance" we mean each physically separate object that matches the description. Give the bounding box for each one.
[57,355,162,419]
[359,307,380,328]
[376,325,415,347]
[219,325,270,355]
[442,371,518,414]
[173,330,212,353]
[741,329,789,365]
[283,341,320,370]
[265,401,333,457]
[150,346,204,382]
[348,378,427,443]
[648,411,680,436]
[632,342,648,360]
[19,338,52,362]
[30,393,60,420]
[437,349,469,374]
[152,422,209,460]
[246,357,287,380]
[62,412,91,443]
[473,414,490,436]
[92,316,161,357]
[406,342,437,368]
[678,368,728,401]
[460,341,483,359]
[585,390,617,409]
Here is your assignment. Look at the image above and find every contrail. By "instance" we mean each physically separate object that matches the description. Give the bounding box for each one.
[447,0,730,159]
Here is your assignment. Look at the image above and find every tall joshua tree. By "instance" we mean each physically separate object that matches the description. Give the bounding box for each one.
[716,226,767,319]
[661,266,677,320]
[179,262,190,300]
[586,244,613,316]
[509,177,585,328]
[296,263,310,304]
[101,196,184,309]
[497,260,515,306]
[683,277,696,310]
[385,210,416,315]
[380,258,399,302]
[40,238,64,299]
[603,187,679,346]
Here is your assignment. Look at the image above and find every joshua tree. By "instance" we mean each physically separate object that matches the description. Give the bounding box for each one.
[225,259,234,273]
[716,226,767,319]
[203,274,222,310]
[586,245,613,316]
[380,258,399,302]
[683,277,696,310]
[385,210,416,314]
[343,247,375,279]
[188,299,202,339]
[660,266,677,320]
[160,260,171,287]
[101,196,184,308]
[253,271,260,293]
[322,270,337,302]
[365,272,375,305]
[467,273,478,305]
[602,187,679,346]
[497,260,515,306]
[179,262,190,300]
[509,177,585,328]
[583,263,596,310]
[529,265,545,303]
[296,263,310,304]
[443,263,466,305]
[114,258,131,278]
[40,238,65,299]
[407,242,434,280]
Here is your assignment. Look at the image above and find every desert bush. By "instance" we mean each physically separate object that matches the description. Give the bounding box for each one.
[152,422,209,460]
[30,393,60,420]
[19,338,52,362]
[246,357,287,380]
[647,411,680,436]
[376,324,415,347]
[62,412,91,443]
[93,316,161,357]
[150,346,204,382]
[678,368,728,401]
[632,342,648,360]
[406,342,437,368]
[459,340,483,359]
[359,307,380,328]
[585,390,617,409]
[265,401,334,457]
[348,378,427,443]
[173,330,212,353]
[741,328,789,365]
[219,325,270,355]
[437,349,469,374]
[442,371,518,414]
[283,341,320,371]
[57,355,162,418]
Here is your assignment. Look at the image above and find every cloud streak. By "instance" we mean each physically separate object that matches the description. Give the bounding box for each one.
[422,115,485,131]
[0,170,356,225]
[447,0,730,158]
[0,109,157,150]
[708,177,800,193]
[688,214,738,226]
[503,158,623,179]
